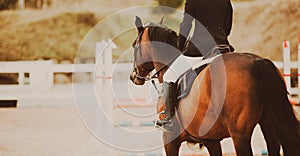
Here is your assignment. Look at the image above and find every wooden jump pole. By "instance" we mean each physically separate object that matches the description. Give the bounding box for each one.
[283,40,291,96]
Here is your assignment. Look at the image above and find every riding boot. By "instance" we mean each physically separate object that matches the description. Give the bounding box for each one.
[155,82,177,128]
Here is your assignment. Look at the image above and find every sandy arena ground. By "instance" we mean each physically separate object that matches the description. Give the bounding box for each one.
[0,83,292,156]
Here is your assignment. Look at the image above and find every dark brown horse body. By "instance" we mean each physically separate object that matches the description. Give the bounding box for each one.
[130,17,300,156]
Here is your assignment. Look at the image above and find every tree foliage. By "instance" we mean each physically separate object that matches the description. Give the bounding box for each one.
[0,0,52,10]
[156,0,183,9]
[0,0,18,10]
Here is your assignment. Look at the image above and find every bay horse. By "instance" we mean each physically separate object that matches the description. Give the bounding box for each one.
[129,16,300,156]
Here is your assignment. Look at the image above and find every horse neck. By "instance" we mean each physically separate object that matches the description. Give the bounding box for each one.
[147,26,179,82]
[150,42,179,83]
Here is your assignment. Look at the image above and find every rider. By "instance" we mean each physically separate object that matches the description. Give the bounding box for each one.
[155,0,234,128]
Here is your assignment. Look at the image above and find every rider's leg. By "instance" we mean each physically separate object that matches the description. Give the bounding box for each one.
[156,82,177,126]
[156,55,201,127]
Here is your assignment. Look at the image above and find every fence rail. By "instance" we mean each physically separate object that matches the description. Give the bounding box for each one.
[0,38,300,101]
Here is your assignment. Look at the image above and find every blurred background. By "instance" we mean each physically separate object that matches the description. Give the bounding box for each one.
[0,0,299,62]
[1,0,300,84]
[0,0,300,155]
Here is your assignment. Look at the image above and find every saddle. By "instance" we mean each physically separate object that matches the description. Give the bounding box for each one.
[176,64,207,100]
[175,44,232,100]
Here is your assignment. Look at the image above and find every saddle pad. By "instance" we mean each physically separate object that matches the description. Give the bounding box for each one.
[176,64,208,100]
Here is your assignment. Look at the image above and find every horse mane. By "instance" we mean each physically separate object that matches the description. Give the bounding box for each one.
[146,23,178,50]
[144,22,180,67]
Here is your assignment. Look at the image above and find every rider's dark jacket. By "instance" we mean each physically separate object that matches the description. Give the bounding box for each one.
[178,0,234,57]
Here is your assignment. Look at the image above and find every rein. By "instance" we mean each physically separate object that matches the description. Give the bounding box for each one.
[132,64,168,81]
[133,58,174,81]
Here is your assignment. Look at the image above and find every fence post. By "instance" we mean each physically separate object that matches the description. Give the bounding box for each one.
[30,61,53,92]
[96,41,106,83]
[95,40,117,153]
[283,40,291,95]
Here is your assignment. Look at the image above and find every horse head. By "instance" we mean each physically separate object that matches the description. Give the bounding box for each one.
[130,16,179,85]
[130,16,155,85]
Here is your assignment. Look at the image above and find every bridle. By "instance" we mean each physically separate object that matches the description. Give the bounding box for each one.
[132,28,169,82]
[132,30,152,81]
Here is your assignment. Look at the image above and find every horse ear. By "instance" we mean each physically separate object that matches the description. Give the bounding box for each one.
[135,16,144,32]
[159,16,164,24]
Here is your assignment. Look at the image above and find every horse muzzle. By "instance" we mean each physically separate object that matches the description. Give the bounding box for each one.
[130,72,146,85]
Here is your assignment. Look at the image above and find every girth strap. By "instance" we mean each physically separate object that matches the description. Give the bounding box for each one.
[184,129,223,144]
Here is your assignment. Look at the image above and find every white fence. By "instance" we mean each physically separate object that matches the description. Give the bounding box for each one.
[273,39,300,104]
[0,61,94,92]
[1,38,300,102]
[0,40,115,93]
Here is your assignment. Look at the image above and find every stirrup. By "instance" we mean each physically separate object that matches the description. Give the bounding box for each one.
[154,116,170,127]
[154,119,173,133]
[154,110,167,126]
